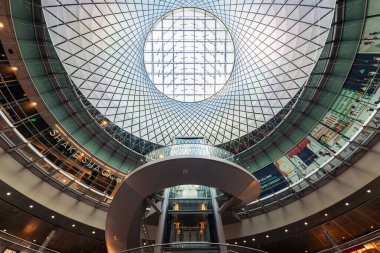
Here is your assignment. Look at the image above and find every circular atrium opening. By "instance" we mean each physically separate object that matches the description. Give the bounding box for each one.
[144,8,235,103]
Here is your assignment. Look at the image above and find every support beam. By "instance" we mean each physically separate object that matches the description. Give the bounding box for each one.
[145,197,162,214]
[210,188,227,253]
[154,189,169,253]
[218,196,235,214]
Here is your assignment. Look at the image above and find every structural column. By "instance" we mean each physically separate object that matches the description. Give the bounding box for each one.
[210,188,227,253]
[154,189,170,253]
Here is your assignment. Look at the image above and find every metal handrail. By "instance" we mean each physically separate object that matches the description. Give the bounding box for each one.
[120,242,269,253]
[0,230,60,253]
[318,229,380,253]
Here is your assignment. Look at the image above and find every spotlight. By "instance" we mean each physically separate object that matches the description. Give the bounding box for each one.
[100,120,108,127]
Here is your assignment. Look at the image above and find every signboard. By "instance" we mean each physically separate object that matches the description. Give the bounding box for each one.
[253,163,288,197]
[49,129,123,183]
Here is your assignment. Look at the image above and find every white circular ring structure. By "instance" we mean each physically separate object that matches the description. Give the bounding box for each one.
[42,1,335,146]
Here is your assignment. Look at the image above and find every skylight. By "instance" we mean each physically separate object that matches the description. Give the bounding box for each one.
[144,8,234,102]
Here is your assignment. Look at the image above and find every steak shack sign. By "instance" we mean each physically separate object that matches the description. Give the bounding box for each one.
[49,129,123,183]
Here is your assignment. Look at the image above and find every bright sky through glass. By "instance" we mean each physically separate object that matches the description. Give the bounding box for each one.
[144,8,234,102]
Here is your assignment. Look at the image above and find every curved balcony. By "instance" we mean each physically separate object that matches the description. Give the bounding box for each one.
[145,144,235,162]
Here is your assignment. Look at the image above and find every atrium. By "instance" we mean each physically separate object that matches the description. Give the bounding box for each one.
[0,0,379,252]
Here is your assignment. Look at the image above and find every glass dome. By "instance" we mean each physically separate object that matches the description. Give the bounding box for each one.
[42,0,335,146]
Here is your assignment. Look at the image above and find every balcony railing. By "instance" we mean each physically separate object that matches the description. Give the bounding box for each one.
[145,144,235,162]
[120,242,268,253]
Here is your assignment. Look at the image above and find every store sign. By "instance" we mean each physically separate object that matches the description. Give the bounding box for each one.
[253,163,288,197]
[49,130,123,183]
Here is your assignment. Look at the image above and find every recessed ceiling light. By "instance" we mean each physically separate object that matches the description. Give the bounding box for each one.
[100,120,108,127]
[234,242,237,245]
[33,240,36,242]
[345,202,349,206]
[29,205,34,208]
[72,224,76,227]
[92,231,96,234]
[266,235,269,238]
[6,192,11,196]
[371,226,374,229]
[342,236,345,239]
[324,213,328,216]
[304,222,308,225]
[3,229,6,232]
[305,251,308,253]
[285,229,288,232]
[0,22,4,28]
[367,189,371,193]
[243,240,246,243]
[252,238,255,241]
[51,215,55,219]
[11,66,17,71]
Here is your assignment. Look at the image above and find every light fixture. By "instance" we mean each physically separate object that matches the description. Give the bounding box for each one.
[3,229,6,232]
[51,215,55,219]
[285,229,288,232]
[342,236,345,239]
[100,119,108,127]
[31,101,37,107]
[252,238,255,241]
[345,202,349,206]
[29,205,34,208]
[370,226,374,229]
[234,242,237,245]
[304,222,308,225]
[92,231,96,234]
[367,189,371,193]
[0,22,4,28]
[266,235,269,238]
[324,213,328,217]
[33,240,36,242]
[6,192,11,196]
[11,66,17,71]
[72,224,76,227]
